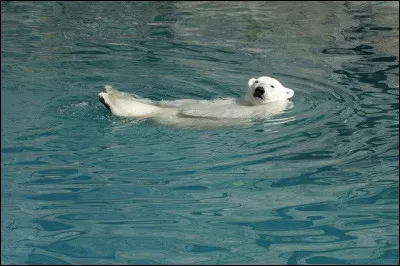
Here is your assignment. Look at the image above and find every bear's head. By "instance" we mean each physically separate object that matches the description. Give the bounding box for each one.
[244,76,294,105]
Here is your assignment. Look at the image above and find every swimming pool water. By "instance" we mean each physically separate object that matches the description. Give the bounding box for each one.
[1,1,399,264]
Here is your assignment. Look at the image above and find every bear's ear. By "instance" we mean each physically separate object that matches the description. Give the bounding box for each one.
[248,78,257,87]
[286,88,294,99]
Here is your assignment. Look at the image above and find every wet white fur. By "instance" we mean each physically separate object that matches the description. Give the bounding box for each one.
[98,76,294,128]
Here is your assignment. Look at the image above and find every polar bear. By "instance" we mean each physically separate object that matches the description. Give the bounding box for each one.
[98,76,294,129]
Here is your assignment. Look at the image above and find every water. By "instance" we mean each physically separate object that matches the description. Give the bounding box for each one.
[1,1,398,264]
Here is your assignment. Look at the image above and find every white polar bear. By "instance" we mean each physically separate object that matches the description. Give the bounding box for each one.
[98,76,294,129]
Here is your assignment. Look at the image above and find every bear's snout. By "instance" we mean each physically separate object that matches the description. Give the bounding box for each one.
[254,86,265,98]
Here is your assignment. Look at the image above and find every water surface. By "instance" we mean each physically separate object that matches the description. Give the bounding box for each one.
[1,1,399,265]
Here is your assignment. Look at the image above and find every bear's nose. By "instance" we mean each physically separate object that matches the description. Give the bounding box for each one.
[254,87,265,97]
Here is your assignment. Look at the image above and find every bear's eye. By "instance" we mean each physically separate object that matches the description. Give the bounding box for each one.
[271,85,274,88]
[254,80,259,84]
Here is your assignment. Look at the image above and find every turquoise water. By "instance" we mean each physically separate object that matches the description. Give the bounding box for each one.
[1,1,399,264]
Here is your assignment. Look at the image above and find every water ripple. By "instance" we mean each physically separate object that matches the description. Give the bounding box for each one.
[2,1,398,265]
